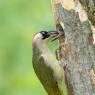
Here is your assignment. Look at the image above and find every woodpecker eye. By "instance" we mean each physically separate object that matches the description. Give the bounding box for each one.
[40,31,50,39]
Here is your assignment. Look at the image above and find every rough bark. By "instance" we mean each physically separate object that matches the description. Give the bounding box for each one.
[51,0,95,95]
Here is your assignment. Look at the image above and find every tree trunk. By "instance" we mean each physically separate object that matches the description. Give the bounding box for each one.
[51,0,95,95]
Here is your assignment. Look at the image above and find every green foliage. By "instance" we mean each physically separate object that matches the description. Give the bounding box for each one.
[0,0,56,95]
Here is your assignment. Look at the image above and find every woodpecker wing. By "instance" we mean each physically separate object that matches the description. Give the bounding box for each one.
[32,55,62,95]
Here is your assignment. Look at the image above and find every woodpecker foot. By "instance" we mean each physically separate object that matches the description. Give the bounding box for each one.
[55,43,65,60]
[55,48,61,61]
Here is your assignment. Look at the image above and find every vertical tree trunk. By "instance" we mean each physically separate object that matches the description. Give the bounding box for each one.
[51,0,95,95]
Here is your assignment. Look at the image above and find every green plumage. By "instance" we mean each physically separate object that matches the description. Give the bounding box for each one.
[32,48,67,95]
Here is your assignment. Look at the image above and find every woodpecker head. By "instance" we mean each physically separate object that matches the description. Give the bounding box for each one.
[32,31,59,48]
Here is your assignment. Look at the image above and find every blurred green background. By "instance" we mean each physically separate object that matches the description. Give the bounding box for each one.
[0,0,56,95]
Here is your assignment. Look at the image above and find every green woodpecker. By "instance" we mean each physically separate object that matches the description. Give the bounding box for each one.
[32,31,67,95]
